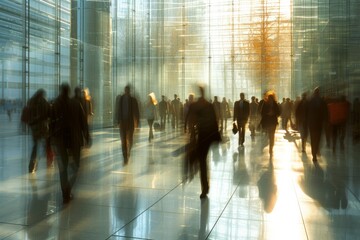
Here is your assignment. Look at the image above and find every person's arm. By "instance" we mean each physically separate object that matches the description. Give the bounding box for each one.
[233,102,237,122]
[133,97,140,128]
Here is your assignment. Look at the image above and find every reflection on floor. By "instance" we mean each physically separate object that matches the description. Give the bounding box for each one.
[0,121,359,240]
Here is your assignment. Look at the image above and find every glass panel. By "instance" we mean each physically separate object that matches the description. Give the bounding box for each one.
[1,0,360,133]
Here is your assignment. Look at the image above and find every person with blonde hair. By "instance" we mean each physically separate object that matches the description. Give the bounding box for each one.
[81,87,93,123]
[260,91,280,156]
[145,93,157,142]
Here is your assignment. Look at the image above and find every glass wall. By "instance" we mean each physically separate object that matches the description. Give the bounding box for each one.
[0,0,70,134]
[112,0,292,107]
[292,0,360,100]
[1,0,359,133]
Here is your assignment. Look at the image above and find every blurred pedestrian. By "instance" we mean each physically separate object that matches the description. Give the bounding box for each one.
[249,96,259,138]
[187,86,221,198]
[220,97,230,133]
[307,87,328,162]
[74,86,91,147]
[327,95,350,151]
[184,93,196,142]
[295,93,308,152]
[260,91,280,156]
[233,92,250,147]
[282,98,292,131]
[115,85,140,165]
[213,96,221,131]
[81,87,93,124]
[171,94,181,129]
[27,89,51,173]
[145,93,157,142]
[158,95,168,130]
[52,83,89,204]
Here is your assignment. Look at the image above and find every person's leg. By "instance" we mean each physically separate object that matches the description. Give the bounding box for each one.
[175,113,179,128]
[148,119,154,141]
[127,127,135,160]
[56,141,71,202]
[309,129,316,160]
[224,117,227,132]
[339,123,346,149]
[69,144,81,189]
[119,124,128,162]
[332,124,338,152]
[268,125,276,154]
[240,123,246,145]
[237,121,241,145]
[29,136,38,173]
[46,137,54,167]
[198,141,211,198]
[309,126,322,161]
[300,124,307,152]
[160,115,165,130]
[172,114,175,128]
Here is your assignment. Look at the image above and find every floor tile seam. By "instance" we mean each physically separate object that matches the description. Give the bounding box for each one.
[105,181,183,240]
[0,222,27,228]
[346,187,360,203]
[108,234,152,240]
[205,183,241,240]
[291,159,310,240]
[208,214,306,224]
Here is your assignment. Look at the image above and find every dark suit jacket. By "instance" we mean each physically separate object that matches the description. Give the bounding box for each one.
[115,93,140,130]
[52,95,88,147]
[233,100,250,124]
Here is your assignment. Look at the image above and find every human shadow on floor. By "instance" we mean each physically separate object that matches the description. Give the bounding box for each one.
[198,197,209,240]
[233,151,250,198]
[257,161,277,213]
[298,160,348,210]
[26,175,52,239]
[283,131,300,143]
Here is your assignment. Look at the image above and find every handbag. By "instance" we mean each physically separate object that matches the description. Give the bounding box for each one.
[153,122,161,131]
[232,122,238,134]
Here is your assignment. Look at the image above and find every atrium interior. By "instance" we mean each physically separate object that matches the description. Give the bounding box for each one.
[0,0,360,239]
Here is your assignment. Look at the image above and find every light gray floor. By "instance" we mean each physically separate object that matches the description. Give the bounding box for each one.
[0,118,359,240]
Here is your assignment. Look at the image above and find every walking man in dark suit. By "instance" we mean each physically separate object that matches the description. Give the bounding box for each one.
[115,85,140,165]
[233,92,250,147]
[158,95,168,130]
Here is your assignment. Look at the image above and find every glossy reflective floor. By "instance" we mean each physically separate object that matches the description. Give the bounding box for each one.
[1,117,360,240]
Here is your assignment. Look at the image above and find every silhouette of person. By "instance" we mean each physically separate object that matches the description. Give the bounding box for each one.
[327,95,350,151]
[220,97,230,133]
[184,93,196,142]
[257,162,277,213]
[213,96,221,131]
[73,86,91,147]
[171,94,181,129]
[81,87,93,124]
[307,87,327,162]
[282,98,292,132]
[295,92,308,152]
[260,91,280,156]
[187,86,221,198]
[52,83,89,204]
[249,96,259,138]
[158,95,168,130]
[183,93,197,182]
[115,85,140,165]
[27,89,50,173]
[145,93,157,142]
[233,92,250,147]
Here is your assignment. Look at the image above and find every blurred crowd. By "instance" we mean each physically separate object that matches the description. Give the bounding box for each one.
[17,83,359,203]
